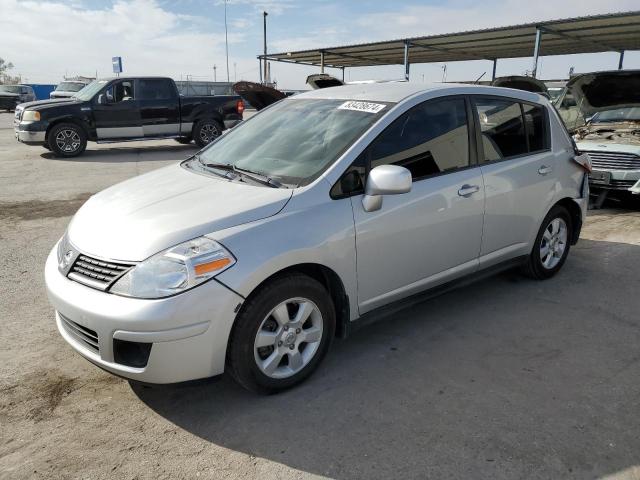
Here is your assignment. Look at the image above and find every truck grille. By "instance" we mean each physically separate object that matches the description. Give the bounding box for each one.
[584,151,640,171]
[59,313,99,352]
[68,254,134,291]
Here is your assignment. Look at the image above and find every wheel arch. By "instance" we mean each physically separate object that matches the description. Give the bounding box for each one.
[232,263,350,341]
[551,197,583,245]
[45,117,90,143]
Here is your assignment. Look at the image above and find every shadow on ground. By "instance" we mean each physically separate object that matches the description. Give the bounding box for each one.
[132,238,640,479]
[40,143,199,162]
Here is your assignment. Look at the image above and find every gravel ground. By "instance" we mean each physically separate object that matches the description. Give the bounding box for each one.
[1,111,639,480]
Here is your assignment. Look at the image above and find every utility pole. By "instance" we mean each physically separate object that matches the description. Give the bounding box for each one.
[224,0,230,82]
[263,11,268,84]
[213,64,217,82]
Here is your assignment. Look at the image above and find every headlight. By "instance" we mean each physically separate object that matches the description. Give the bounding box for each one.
[110,237,235,299]
[57,233,75,274]
[22,110,41,121]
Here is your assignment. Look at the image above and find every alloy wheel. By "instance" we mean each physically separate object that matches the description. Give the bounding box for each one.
[199,123,219,144]
[540,217,568,269]
[55,129,81,153]
[254,297,324,379]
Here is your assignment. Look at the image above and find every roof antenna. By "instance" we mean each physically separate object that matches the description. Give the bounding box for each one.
[474,72,486,84]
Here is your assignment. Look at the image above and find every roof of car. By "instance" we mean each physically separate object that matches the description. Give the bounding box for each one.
[296,81,546,104]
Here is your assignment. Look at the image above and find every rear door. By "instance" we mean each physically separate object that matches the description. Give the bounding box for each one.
[137,78,181,137]
[93,79,142,139]
[350,96,485,313]
[472,96,556,266]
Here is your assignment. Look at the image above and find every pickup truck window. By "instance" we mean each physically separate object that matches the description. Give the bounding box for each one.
[138,79,175,100]
[105,81,134,103]
[75,80,108,101]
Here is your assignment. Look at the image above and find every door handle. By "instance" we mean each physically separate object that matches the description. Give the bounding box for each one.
[458,184,480,197]
[538,165,553,175]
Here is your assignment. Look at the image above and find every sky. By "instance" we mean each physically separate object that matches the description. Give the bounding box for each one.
[1,0,639,89]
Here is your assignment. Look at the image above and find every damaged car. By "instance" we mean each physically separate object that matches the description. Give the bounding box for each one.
[491,75,550,98]
[557,70,640,202]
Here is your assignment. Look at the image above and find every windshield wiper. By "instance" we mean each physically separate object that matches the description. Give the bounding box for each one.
[198,157,282,188]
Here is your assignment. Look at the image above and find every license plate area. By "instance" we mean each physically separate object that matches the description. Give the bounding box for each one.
[589,170,611,185]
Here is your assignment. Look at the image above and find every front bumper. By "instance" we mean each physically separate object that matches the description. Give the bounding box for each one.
[15,128,46,144]
[589,168,640,192]
[45,247,244,383]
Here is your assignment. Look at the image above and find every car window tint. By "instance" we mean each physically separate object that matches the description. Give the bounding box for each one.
[475,98,527,161]
[107,81,135,102]
[522,103,548,152]
[370,97,469,180]
[138,79,175,100]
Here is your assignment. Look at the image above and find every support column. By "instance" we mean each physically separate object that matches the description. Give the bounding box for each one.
[320,51,325,73]
[404,40,410,81]
[618,50,625,70]
[491,59,497,81]
[342,67,345,82]
[258,58,263,83]
[532,28,542,78]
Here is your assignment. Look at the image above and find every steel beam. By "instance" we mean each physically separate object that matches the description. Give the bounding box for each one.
[532,28,542,78]
[619,50,625,70]
[320,51,325,73]
[539,25,622,54]
[491,58,497,81]
[404,40,410,81]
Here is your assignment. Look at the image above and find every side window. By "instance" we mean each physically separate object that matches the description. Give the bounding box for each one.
[474,98,527,162]
[522,103,549,152]
[138,79,175,100]
[369,97,470,180]
[330,151,366,198]
[104,80,135,103]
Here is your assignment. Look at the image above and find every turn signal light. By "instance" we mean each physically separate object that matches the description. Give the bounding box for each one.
[236,100,245,116]
[194,257,231,276]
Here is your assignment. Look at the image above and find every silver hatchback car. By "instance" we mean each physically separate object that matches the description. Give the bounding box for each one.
[46,83,590,393]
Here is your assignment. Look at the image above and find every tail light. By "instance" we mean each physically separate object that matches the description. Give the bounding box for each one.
[236,100,245,116]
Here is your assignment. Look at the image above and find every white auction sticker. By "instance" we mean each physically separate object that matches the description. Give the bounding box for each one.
[338,101,386,114]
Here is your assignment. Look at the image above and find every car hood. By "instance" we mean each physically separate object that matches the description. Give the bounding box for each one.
[233,81,285,110]
[68,163,293,261]
[491,75,548,94]
[20,97,78,110]
[566,70,640,117]
[306,74,345,90]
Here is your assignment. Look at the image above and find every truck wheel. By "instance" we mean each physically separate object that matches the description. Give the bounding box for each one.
[522,205,572,280]
[193,120,222,148]
[227,274,335,394]
[174,137,192,145]
[48,123,87,158]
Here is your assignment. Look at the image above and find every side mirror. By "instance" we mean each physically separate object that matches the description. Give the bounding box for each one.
[362,165,412,212]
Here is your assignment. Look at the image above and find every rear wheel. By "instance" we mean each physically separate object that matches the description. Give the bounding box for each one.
[523,205,572,280]
[48,123,87,158]
[193,119,222,148]
[227,274,335,394]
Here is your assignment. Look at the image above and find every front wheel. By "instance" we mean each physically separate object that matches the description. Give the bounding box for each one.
[523,205,572,280]
[193,119,222,148]
[227,274,335,394]
[48,123,87,158]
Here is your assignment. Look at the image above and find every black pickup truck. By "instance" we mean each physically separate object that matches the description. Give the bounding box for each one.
[14,76,244,157]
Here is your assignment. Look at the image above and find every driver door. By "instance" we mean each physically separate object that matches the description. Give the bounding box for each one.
[92,79,143,139]
[350,96,485,314]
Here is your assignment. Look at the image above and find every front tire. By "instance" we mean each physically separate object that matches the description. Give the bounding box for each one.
[227,274,335,394]
[48,123,87,158]
[193,119,222,148]
[523,205,572,280]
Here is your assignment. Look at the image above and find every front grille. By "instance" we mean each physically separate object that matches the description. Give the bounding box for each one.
[584,151,640,171]
[68,254,134,291]
[59,313,99,352]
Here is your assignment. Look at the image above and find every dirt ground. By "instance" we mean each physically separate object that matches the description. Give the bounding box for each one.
[1,111,640,480]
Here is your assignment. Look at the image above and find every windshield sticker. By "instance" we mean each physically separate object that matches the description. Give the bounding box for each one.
[338,101,386,114]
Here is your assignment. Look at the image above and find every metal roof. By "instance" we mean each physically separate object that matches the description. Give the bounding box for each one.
[262,11,640,68]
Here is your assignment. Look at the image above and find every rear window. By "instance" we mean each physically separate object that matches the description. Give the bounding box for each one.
[473,97,549,162]
[138,79,176,100]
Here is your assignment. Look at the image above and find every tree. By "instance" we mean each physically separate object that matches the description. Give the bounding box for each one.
[0,58,20,84]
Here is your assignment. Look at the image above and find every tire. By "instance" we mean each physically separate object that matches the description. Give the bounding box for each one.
[193,119,222,148]
[522,205,572,280]
[174,137,192,145]
[48,123,87,158]
[227,274,336,394]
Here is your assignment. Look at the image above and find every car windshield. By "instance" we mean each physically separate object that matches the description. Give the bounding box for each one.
[591,107,640,124]
[56,82,86,92]
[547,88,564,101]
[0,85,21,93]
[194,98,391,186]
[72,80,108,100]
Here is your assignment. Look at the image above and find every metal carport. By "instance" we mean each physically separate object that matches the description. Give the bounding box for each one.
[259,11,640,82]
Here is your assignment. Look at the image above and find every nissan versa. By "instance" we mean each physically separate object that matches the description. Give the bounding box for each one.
[46,83,591,393]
